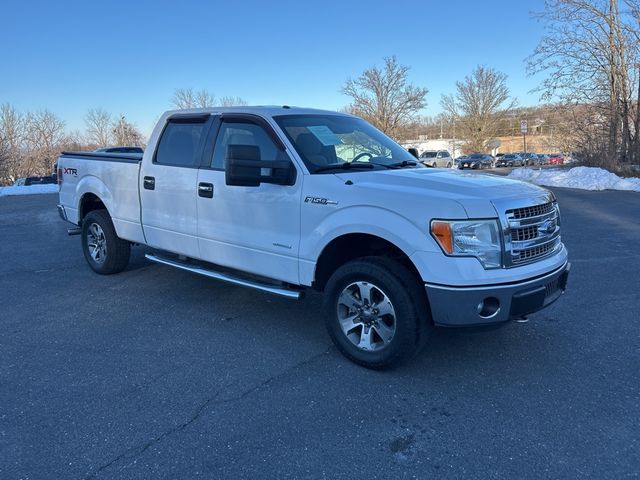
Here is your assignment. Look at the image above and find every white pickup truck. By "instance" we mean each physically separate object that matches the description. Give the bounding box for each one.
[57,107,570,368]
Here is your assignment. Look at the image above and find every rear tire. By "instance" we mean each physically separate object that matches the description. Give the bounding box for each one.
[81,210,130,275]
[323,257,430,369]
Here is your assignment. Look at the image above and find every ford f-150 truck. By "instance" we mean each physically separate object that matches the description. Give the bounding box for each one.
[57,106,570,368]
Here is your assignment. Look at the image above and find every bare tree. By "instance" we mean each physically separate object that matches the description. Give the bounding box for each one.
[0,103,26,184]
[441,66,516,152]
[528,0,639,167]
[24,110,66,175]
[342,56,428,138]
[112,115,144,146]
[85,108,113,147]
[219,96,248,107]
[171,88,216,109]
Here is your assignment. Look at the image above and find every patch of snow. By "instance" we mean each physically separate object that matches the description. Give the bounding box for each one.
[508,166,640,192]
[0,184,59,197]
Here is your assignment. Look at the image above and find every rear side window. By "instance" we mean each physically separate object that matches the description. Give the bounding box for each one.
[155,121,207,167]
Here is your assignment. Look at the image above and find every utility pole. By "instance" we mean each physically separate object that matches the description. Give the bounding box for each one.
[120,114,125,145]
[452,117,456,158]
[521,120,528,153]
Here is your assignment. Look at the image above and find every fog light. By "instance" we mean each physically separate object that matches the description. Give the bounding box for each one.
[477,297,500,318]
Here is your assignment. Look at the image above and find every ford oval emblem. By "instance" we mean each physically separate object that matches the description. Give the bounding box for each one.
[538,219,555,235]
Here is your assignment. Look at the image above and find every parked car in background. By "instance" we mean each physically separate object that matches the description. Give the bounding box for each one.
[521,153,539,166]
[95,146,144,154]
[459,153,493,169]
[495,153,523,167]
[419,150,453,168]
[537,154,550,165]
[549,153,565,165]
[24,175,56,186]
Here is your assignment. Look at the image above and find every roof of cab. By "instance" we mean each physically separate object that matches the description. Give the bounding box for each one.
[163,105,353,119]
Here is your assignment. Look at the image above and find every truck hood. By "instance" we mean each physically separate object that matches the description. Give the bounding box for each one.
[334,168,551,218]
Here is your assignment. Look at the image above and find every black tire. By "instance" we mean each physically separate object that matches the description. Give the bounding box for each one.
[323,257,430,369]
[432,162,437,168]
[81,209,130,275]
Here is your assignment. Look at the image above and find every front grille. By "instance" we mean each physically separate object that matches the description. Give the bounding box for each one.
[503,201,561,267]
[508,202,554,220]
[512,237,561,265]
[511,225,538,242]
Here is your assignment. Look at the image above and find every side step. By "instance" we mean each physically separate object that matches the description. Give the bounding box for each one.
[145,254,303,300]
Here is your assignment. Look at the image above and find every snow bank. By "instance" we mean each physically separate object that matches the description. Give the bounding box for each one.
[508,166,640,192]
[0,184,59,197]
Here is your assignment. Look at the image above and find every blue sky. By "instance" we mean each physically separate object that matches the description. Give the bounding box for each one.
[2,0,547,136]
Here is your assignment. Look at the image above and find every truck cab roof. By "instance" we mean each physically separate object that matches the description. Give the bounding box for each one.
[163,105,352,119]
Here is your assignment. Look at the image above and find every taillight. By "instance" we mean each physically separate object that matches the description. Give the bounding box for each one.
[57,167,63,186]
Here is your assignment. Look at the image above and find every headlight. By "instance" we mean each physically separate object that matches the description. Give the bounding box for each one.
[430,219,502,269]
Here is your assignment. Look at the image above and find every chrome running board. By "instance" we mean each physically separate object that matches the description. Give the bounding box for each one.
[145,254,302,300]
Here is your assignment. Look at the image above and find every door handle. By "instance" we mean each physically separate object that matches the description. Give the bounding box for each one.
[143,176,155,190]
[198,182,214,198]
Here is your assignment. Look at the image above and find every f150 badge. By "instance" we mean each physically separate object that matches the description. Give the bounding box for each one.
[304,196,338,205]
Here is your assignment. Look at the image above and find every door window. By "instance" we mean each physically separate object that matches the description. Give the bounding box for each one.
[211,121,289,170]
[155,121,207,167]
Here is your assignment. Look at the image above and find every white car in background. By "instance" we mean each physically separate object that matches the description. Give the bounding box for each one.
[419,150,453,168]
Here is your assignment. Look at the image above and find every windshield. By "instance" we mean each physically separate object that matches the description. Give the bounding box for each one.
[420,151,437,158]
[273,114,417,173]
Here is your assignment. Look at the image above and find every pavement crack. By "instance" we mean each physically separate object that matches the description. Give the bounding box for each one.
[84,346,332,479]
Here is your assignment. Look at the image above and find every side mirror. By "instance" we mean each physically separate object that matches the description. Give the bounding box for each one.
[407,148,419,159]
[225,144,296,187]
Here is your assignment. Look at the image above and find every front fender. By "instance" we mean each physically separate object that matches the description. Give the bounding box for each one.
[299,205,439,286]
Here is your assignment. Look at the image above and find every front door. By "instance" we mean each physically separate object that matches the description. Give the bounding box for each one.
[196,116,302,284]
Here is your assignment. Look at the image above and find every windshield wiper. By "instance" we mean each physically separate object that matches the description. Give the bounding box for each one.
[385,160,418,168]
[314,162,375,173]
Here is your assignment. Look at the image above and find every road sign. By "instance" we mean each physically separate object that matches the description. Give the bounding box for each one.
[520,120,528,134]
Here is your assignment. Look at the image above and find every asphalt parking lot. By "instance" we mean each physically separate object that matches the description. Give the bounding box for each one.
[1,188,639,479]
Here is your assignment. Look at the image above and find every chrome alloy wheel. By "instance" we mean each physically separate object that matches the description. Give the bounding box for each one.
[336,281,396,352]
[86,223,107,263]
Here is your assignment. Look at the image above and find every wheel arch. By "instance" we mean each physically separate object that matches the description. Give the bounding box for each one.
[313,232,424,293]
[79,192,109,223]
[75,176,114,224]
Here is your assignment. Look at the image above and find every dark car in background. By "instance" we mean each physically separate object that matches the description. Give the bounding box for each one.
[496,153,524,167]
[95,146,144,154]
[537,154,550,165]
[521,152,540,166]
[24,175,57,186]
[458,153,493,169]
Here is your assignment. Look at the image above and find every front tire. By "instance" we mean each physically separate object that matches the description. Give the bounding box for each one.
[81,210,130,275]
[323,258,429,369]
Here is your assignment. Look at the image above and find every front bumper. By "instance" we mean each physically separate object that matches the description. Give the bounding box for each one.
[425,261,571,326]
[459,162,481,169]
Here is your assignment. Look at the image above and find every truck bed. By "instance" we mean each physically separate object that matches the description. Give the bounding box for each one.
[58,151,145,244]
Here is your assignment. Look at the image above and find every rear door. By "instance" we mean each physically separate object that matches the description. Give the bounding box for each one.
[196,115,302,284]
[140,114,213,257]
